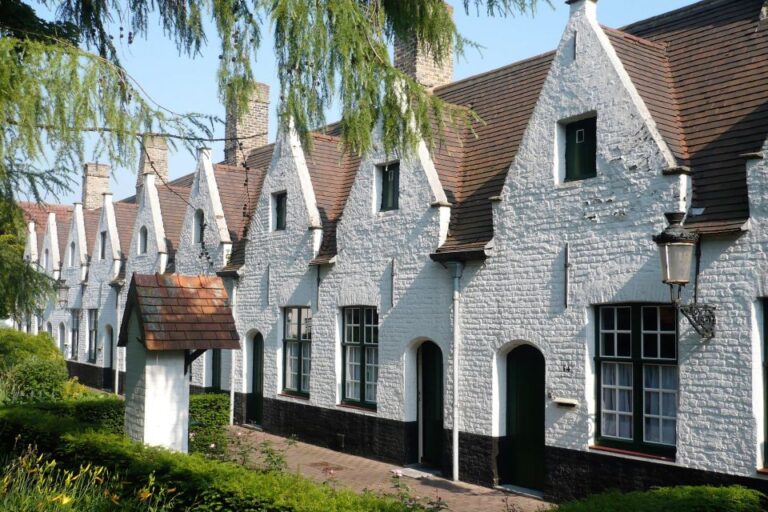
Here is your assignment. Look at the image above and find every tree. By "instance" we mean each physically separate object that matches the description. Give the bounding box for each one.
[0,0,542,317]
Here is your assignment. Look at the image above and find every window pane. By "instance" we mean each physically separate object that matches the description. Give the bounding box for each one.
[602,388,615,410]
[617,308,631,331]
[617,333,631,357]
[346,346,361,400]
[618,415,633,439]
[301,342,311,393]
[661,366,678,390]
[602,413,617,438]
[644,365,659,388]
[645,417,660,443]
[602,308,614,330]
[659,307,676,331]
[618,364,632,387]
[646,391,660,415]
[660,334,676,359]
[286,341,299,391]
[643,333,658,359]
[618,389,632,413]
[365,346,378,403]
[601,362,632,440]
[662,419,676,445]
[301,309,312,340]
[662,393,676,417]
[642,307,657,331]
[602,333,615,357]
[286,308,298,339]
[602,363,615,385]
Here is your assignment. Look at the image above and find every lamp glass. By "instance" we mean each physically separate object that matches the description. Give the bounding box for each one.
[660,243,694,285]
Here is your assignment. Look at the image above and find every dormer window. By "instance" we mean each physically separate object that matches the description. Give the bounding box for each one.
[379,162,400,212]
[273,192,287,231]
[138,226,148,255]
[565,117,597,181]
[193,209,205,243]
[99,231,107,260]
[68,242,76,267]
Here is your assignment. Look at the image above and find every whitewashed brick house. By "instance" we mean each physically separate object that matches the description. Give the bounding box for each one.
[18,0,768,500]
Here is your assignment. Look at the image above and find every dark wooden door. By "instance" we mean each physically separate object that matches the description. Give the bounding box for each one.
[499,345,545,489]
[248,334,264,425]
[419,341,443,468]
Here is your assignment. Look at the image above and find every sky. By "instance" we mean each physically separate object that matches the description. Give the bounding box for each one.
[49,0,700,204]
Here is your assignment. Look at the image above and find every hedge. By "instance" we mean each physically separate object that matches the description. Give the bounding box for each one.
[0,327,63,372]
[556,486,767,512]
[0,404,414,511]
[189,393,229,456]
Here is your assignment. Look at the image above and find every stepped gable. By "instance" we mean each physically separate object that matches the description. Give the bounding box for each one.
[118,273,240,351]
[432,52,555,255]
[622,0,768,232]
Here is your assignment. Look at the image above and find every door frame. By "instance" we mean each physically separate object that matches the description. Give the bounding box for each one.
[417,340,443,467]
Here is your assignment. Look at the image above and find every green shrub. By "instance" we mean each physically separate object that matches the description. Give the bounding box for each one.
[557,486,766,512]
[3,357,69,403]
[0,327,63,373]
[189,393,229,457]
[35,396,125,435]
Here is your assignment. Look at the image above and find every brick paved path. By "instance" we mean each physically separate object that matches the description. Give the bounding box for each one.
[230,426,551,512]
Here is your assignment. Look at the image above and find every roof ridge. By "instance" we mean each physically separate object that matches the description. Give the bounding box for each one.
[621,0,730,33]
[602,26,668,51]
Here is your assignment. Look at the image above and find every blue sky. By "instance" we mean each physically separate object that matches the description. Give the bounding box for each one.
[52,0,699,204]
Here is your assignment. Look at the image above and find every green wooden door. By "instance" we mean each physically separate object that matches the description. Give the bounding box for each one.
[499,345,545,489]
[248,334,264,425]
[420,342,443,468]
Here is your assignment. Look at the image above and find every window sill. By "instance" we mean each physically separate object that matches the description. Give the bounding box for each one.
[278,392,309,401]
[589,445,675,463]
[756,468,768,476]
[338,401,377,413]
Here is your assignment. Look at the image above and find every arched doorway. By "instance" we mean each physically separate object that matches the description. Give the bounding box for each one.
[247,332,264,425]
[418,341,443,469]
[498,344,545,490]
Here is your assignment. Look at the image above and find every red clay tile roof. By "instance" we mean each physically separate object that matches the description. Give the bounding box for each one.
[621,0,768,232]
[83,208,102,261]
[156,184,192,259]
[432,52,555,252]
[17,202,71,258]
[113,201,138,257]
[118,273,240,351]
[55,209,73,266]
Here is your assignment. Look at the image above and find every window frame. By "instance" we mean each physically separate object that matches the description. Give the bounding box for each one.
[282,306,311,396]
[193,209,205,244]
[341,306,379,409]
[69,241,76,267]
[595,303,678,458]
[273,192,287,231]
[138,226,148,255]
[564,116,597,182]
[70,309,80,361]
[379,162,400,212]
[99,231,107,260]
[87,309,98,363]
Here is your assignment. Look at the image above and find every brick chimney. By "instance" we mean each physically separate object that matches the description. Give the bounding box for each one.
[82,163,110,209]
[136,134,168,192]
[394,3,454,89]
[224,82,269,165]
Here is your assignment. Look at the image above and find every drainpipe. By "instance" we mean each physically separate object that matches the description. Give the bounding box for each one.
[447,261,464,482]
[229,282,238,426]
[113,288,121,395]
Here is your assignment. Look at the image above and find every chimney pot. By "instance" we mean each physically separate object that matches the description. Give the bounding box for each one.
[225,83,269,165]
[82,163,110,209]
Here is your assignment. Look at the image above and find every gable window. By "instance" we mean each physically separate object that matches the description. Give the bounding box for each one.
[70,309,80,360]
[273,192,287,231]
[595,304,678,457]
[99,231,107,260]
[138,226,148,255]
[87,309,98,363]
[342,306,379,407]
[42,249,49,271]
[193,209,205,244]
[565,117,597,181]
[69,241,76,267]
[379,162,400,212]
[283,307,311,395]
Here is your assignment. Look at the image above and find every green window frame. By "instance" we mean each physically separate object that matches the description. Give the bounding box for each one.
[70,309,80,361]
[342,306,379,408]
[211,349,222,391]
[565,117,597,181]
[380,163,399,211]
[283,307,311,396]
[595,304,678,457]
[274,192,287,231]
[87,309,98,363]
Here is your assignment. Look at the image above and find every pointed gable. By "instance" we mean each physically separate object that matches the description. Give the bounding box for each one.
[113,201,138,258]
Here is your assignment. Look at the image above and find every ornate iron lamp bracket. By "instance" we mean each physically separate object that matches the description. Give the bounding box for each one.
[679,303,716,340]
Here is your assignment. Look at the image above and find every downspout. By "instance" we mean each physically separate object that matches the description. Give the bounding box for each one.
[447,261,464,482]
[229,282,238,426]
[113,287,121,395]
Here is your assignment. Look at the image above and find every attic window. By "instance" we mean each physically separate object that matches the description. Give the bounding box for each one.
[273,192,287,231]
[69,242,76,267]
[138,226,148,255]
[42,249,49,271]
[99,231,107,260]
[193,209,205,244]
[565,117,597,181]
[379,162,400,212]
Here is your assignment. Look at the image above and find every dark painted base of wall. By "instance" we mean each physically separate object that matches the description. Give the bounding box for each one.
[243,398,768,502]
[66,361,124,393]
[261,397,418,466]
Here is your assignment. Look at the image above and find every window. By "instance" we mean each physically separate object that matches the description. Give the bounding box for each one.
[379,162,400,211]
[42,249,49,271]
[211,349,222,391]
[87,309,98,363]
[565,117,597,181]
[596,305,678,456]
[138,226,148,255]
[342,307,379,407]
[273,192,287,231]
[283,307,311,395]
[69,241,76,267]
[58,323,66,353]
[70,309,80,360]
[99,231,107,260]
[193,209,205,244]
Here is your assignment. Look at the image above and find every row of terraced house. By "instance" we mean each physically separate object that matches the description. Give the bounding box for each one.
[14,0,768,500]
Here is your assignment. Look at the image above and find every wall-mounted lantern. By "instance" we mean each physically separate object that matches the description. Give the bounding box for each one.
[55,280,69,308]
[653,212,715,339]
